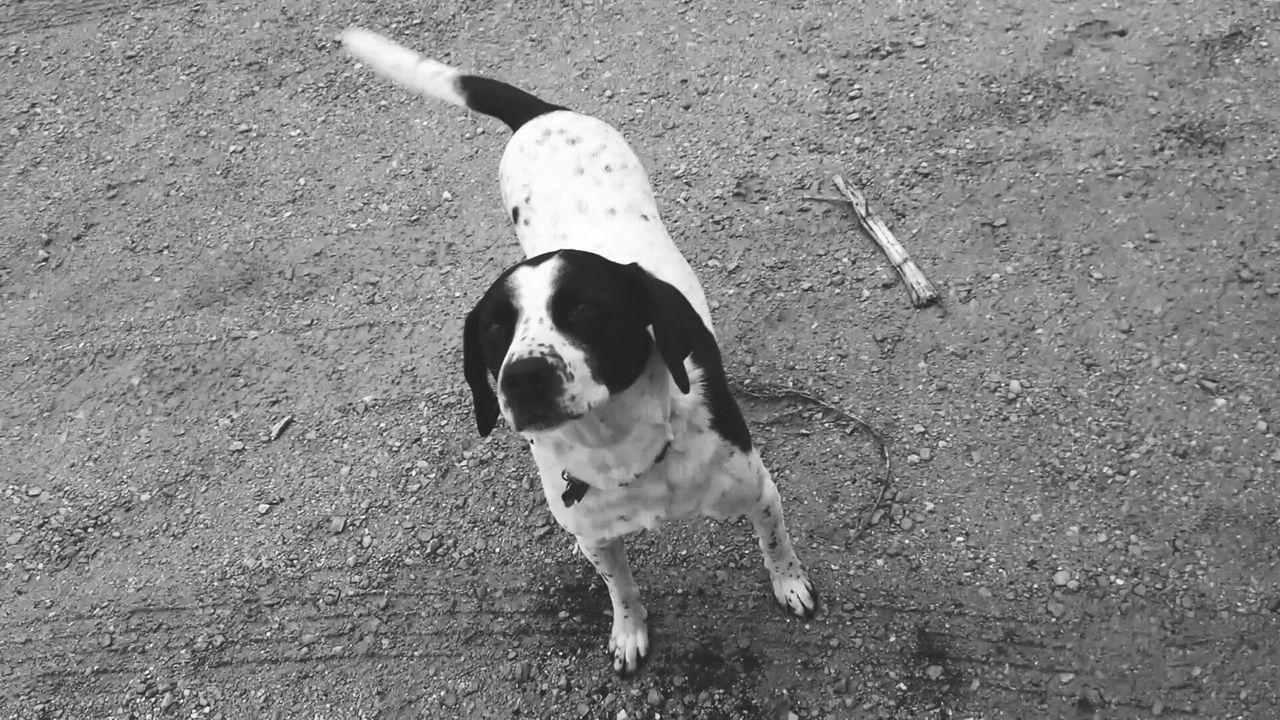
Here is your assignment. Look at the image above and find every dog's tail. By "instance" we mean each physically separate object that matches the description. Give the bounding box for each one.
[340,27,566,132]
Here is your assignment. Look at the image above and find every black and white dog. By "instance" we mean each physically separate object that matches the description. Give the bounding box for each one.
[341,29,816,674]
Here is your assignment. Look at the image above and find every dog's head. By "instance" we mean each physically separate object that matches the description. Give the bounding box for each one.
[463,250,703,436]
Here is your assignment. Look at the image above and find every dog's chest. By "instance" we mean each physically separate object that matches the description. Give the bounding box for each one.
[539,430,735,540]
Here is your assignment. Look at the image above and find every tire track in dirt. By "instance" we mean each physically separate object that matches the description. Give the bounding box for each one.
[1,0,187,36]
[3,566,1250,717]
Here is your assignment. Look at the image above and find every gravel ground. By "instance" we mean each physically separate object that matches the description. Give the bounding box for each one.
[2,1,1279,718]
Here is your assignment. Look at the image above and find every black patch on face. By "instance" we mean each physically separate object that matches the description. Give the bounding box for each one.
[565,253,752,452]
[545,251,655,394]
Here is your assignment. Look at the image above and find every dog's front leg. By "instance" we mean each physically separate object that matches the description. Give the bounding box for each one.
[748,467,818,619]
[577,535,648,675]
[705,450,817,619]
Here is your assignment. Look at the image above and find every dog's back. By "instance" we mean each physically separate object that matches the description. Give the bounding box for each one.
[340,29,711,327]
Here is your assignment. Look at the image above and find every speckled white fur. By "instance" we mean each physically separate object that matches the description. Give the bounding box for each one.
[499,113,713,329]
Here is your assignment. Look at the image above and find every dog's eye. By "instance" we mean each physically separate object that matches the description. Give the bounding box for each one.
[485,320,512,339]
[568,301,601,326]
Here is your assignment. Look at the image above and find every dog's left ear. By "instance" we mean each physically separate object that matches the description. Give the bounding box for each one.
[463,302,501,436]
[625,264,707,394]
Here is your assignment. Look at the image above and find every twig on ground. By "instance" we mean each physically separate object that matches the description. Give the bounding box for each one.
[830,175,939,308]
[732,378,892,543]
[270,415,293,441]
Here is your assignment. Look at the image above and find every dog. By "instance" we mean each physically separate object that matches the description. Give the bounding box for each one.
[341,28,816,675]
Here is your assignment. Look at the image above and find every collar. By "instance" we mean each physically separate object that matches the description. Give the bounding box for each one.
[560,440,672,508]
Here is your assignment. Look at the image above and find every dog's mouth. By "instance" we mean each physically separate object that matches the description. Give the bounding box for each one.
[510,407,583,433]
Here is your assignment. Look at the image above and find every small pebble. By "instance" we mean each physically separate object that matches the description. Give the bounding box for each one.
[256,503,271,515]
[647,688,663,706]
[328,516,346,534]
[925,665,944,680]
[1053,569,1072,586]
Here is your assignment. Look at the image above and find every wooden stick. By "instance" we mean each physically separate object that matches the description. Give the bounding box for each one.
[831,175,939,308]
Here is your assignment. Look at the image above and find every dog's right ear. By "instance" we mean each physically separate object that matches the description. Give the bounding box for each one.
[623,264,708,394]
[463,302,500,437]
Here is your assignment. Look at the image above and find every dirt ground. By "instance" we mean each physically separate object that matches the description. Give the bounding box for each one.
[3,0,1279,718]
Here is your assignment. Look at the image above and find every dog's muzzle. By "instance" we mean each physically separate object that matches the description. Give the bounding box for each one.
[500,355,575,431]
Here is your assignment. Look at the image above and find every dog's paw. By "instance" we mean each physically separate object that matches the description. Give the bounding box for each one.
[771,570,817,620]
[607,612,649,676]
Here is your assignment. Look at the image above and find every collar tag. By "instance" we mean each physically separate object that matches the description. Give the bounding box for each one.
[561,470,590,507]
[559,441,672,508]
[653,440,672,466]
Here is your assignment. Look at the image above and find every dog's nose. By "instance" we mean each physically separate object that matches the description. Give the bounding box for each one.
[500,356,567,431]
[501,356,558,399]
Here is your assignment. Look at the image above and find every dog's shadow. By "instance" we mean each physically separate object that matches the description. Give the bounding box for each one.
[522,557,785,715]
